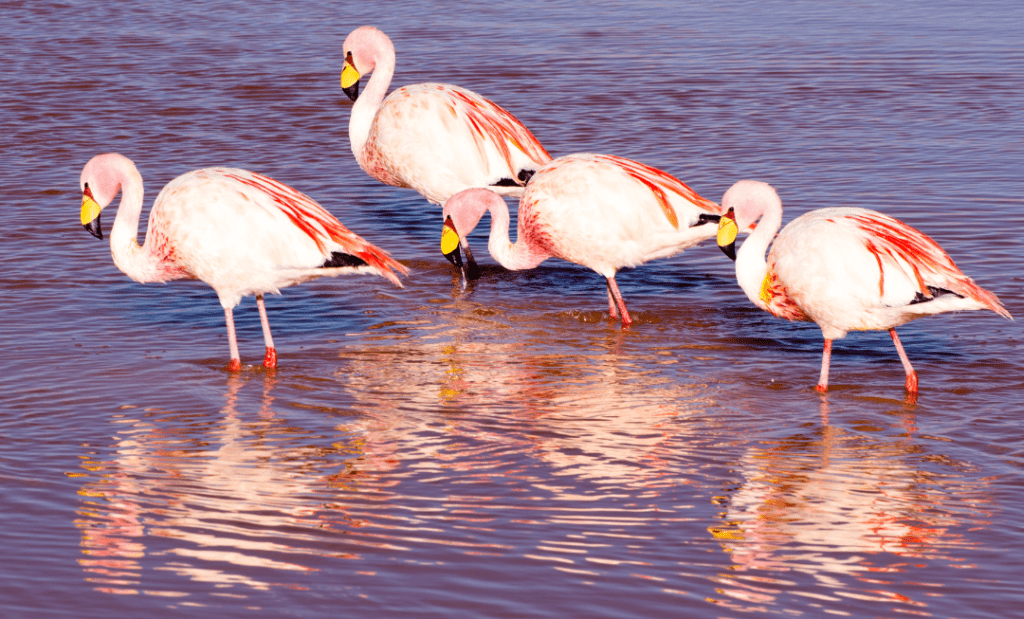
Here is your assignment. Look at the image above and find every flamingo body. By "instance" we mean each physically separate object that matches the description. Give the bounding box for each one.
[342,26,551,205]
[79,153,407,370]
[442,153,723,325]
[717,180,1011,392]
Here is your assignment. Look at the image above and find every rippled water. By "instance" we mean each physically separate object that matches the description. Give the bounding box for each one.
[3,1,1023,617]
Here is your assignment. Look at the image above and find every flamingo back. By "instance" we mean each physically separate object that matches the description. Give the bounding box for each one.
[519,154,721,274]
[366,83,551,203]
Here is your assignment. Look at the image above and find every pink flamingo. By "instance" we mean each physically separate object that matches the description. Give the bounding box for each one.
[716,180,1012,393]
[440,153,724,326]
[79,153,407,371]
[341,26,552,276]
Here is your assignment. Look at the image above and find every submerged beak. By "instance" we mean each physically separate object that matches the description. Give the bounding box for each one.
[442,216,465,271]
[717,207,738,261]
[81,191,103,240]
[341,53,361,101]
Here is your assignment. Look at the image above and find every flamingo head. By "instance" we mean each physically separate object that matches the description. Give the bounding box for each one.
[341,26,392,101]
[717,180,777,260]
[80,153,131,240]
[441,188,499,280]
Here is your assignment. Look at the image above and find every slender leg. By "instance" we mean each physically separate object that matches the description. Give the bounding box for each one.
[605,277,632,326]
[257,294,277,369]
[607,288,619,319]
[815,339,832,392]
[889,328,918,393]
[224,306,241,371]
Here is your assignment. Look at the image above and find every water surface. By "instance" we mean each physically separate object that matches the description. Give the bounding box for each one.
[3,1,1023,617]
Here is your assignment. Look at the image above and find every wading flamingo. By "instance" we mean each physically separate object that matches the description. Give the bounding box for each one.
[440,153,724,326]
[716,180,1012,393]
[79,153,407,371]
[341,25,552,277]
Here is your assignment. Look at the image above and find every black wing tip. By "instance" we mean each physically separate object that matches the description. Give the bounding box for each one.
[322,251,368,268]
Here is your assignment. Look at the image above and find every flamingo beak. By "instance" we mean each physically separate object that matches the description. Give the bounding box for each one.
[341,53,361,101]
[442,216,464,271]
[81,192,103,240]
[717,208,738,261]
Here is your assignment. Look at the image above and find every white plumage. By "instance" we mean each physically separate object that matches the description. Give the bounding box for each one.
[717,179,1012,393]
[441,153,724,325]
[79,153,407,370]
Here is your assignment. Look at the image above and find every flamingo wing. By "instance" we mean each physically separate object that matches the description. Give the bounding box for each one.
[223,171,407,286]
[589,154,721,229]
[839,209,1009,318]
[443,86,552,175]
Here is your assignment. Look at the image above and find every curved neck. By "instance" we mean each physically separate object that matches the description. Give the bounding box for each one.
[735,204,783,308]
[485,198,550,271]
[349,45,395,161]
[108,167,167,283]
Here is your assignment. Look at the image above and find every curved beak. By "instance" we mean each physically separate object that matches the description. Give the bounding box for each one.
[442,216,464,271]
[717,208,738,261]
[81,192,103,240]
[341,55,361,101]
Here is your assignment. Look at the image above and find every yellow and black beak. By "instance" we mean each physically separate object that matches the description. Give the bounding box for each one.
[341,52,361,101]
[717,207,738,261]
[81,186,103,240]
[442,216,464,270]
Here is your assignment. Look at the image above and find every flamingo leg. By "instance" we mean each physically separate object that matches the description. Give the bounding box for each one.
[605,277,632,326]
[815,339,832,392]
[889,328,918,393]
[607,288,619,319]
[224,307,241,371]
[257,294,277,369]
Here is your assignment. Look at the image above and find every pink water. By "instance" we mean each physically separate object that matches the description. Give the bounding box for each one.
[3,1,1023,617]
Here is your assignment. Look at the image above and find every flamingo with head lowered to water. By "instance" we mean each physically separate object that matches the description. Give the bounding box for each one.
[341,25,552,277]
[79,153,407,371]
[440,153,725,326]
[715,179,1012,393]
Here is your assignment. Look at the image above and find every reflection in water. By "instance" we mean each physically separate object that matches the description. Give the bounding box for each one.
[75,374,349,599]
[71,318,998,614]
[706,396,992,615]
[73,320,720,604]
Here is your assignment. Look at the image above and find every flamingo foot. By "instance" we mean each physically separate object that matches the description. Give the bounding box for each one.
[263,347,278,369]
[905,371,918,394]
[814,383,828,393]
[227,358,241,372]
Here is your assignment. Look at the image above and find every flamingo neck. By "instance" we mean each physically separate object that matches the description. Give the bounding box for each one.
[108,166,167,283]
[485,197,550,271]
[735,202,783,309]
[349,41,395,162]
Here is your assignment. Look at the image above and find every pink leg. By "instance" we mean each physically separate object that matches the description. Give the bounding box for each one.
[889,328,918,393]
[815,339,832,392]
[257,294,277,369]
[606,277,632,326]
[224,306,241,371]
[607,287,618,319]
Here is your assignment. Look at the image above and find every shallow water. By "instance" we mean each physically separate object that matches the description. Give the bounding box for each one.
[3,1,1023,617]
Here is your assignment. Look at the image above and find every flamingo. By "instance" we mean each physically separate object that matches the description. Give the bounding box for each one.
[341,25,552,277]
[716,180,1012,393]
[440,153,724,326]
[79,153,407,371]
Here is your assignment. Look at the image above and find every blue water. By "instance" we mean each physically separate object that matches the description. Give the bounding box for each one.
[2,1,1023,617]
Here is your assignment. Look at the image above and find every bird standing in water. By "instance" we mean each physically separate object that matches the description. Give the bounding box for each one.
[716,179,1011,393]
[79,153,407,370]
[440,153,724,326]
[341,25,551,277]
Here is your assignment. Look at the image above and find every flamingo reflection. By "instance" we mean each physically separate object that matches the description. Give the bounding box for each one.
[705,397,991,614]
